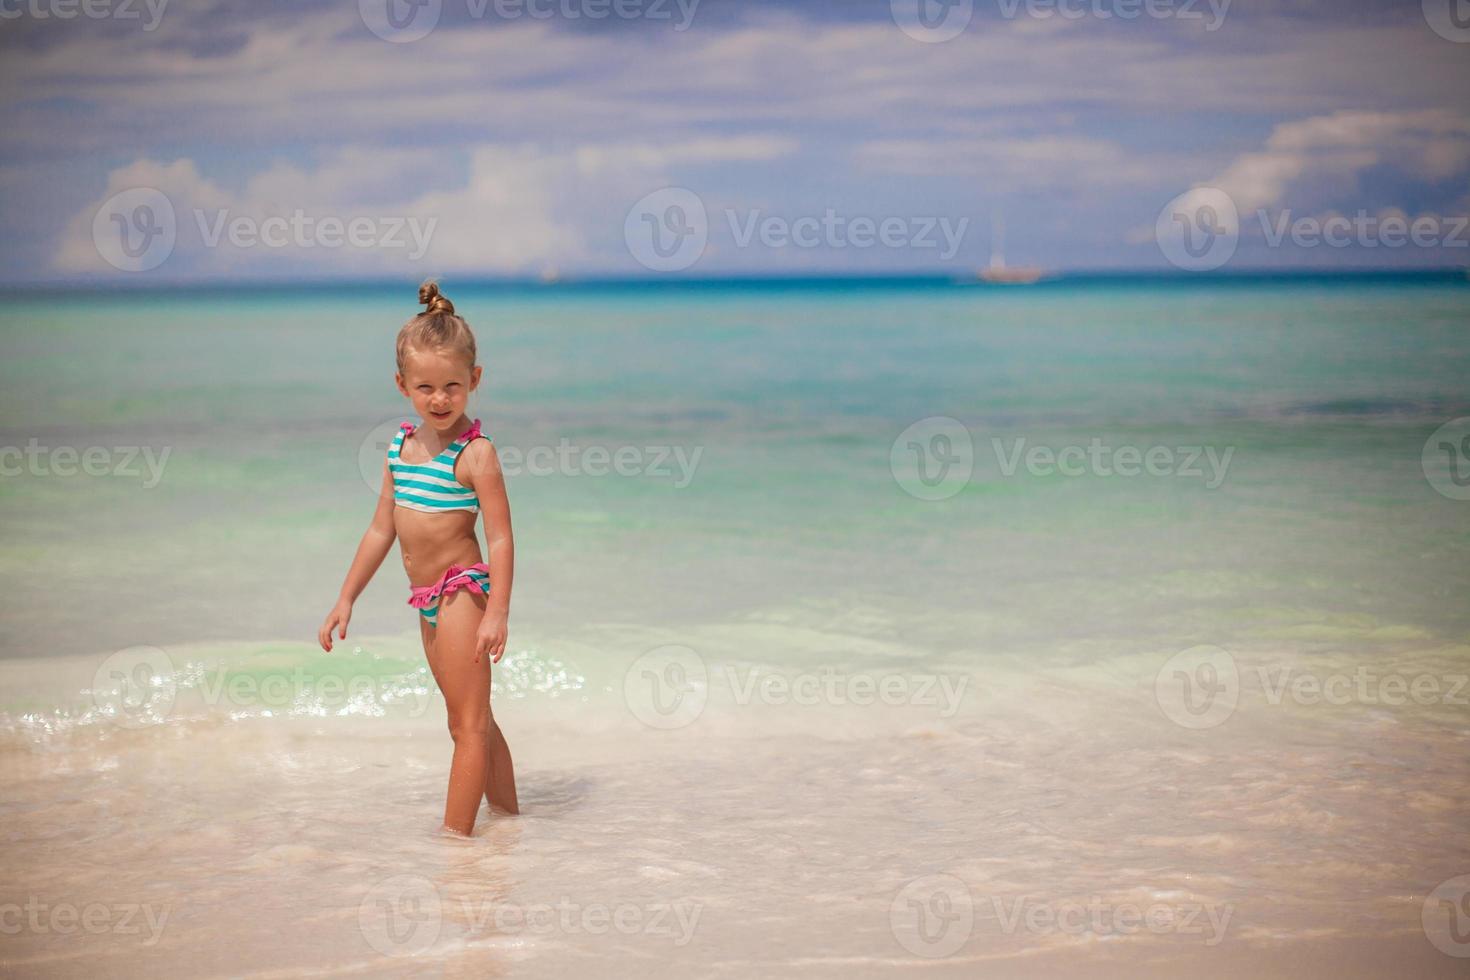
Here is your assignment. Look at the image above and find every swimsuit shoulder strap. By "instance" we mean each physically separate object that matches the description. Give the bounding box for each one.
[388,423,412,458]
[445,419,486,459]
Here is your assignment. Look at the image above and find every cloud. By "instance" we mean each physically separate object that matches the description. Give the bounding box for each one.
[1128,108,1470,243]
[855,134,1159,188]
[1212,109,1470,214]
[10,0,1470,277]
[52,136,798,276]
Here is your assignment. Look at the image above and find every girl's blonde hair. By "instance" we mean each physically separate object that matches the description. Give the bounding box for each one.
[396,280,477,373]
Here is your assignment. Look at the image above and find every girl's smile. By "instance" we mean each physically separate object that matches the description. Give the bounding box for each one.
[395,346,484,434]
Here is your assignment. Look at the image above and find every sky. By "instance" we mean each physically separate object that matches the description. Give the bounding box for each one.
[1,0,1468,282]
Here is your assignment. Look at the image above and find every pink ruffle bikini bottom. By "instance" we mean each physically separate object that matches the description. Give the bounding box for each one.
[407,562,491,628]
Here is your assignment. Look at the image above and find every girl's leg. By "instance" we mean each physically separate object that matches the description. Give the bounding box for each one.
[423,590,517,833]
[485,712,519,815]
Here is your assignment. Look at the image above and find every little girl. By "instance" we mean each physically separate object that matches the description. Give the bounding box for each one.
[317,281,518,835]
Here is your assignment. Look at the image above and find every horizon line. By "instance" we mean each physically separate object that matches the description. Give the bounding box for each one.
[3,266,1469,293]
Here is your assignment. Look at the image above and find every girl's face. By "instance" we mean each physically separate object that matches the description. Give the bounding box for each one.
[395,348,483,433]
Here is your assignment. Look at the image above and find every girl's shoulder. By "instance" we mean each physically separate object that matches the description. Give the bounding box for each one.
[454,422,499,481]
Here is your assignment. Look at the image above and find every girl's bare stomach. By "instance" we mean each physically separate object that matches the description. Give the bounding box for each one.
[394,507,484,588]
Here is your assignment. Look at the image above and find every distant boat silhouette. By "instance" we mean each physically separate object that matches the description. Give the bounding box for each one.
[978,213,1045,284]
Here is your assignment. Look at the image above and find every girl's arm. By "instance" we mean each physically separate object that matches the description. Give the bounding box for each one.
[318,461,398,652]
[465,438,513,663]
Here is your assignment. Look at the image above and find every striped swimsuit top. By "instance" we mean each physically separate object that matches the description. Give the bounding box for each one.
[387,418,486,514]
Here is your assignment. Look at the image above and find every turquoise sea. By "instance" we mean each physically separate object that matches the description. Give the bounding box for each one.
[1,274,1468,977]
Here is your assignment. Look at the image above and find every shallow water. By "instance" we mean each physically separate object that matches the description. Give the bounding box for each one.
[1,277,1468,976]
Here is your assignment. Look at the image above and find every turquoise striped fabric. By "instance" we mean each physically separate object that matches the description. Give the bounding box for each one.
[388,419,485,513]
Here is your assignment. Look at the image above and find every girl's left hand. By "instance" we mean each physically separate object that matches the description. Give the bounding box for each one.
[475,611,508,664]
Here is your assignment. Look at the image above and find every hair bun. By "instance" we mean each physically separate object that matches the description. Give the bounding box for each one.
[418,280,455,316]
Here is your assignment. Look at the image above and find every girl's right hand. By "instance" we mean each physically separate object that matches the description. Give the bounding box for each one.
[318,600,352,652]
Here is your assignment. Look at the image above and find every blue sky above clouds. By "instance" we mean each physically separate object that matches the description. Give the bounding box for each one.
[2,0,1468,281]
